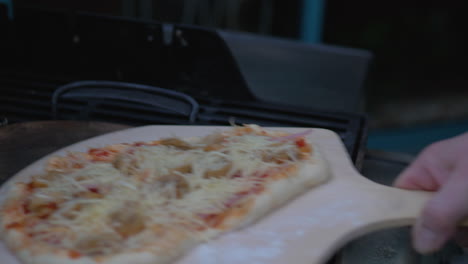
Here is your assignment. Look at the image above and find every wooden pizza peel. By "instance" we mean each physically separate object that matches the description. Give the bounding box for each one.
[0,125,466,264]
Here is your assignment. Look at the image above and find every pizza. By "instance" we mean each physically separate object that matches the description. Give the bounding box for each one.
[0,124,329,264]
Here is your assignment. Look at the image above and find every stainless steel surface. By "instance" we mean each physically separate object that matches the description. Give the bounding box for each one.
[0,121,130,184]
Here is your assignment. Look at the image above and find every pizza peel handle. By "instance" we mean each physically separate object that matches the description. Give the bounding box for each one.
[297,129,468,264]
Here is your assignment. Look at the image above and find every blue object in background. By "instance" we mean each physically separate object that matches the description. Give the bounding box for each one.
[301,0,325,43]
[367,119,468,154]
[0,0,13,19]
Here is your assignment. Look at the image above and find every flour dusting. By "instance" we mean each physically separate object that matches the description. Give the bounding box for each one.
[189,231,286,264]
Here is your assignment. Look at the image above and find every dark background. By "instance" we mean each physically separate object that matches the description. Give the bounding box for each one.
[3,0,468,153]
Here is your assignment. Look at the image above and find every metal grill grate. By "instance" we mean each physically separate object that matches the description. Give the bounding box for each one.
[0,74,367,168]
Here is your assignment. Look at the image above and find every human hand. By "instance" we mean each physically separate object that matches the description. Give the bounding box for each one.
[393,132,468,254]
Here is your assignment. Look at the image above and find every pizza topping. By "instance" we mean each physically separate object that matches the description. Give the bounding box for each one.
[1,125,315,258]
[87,186,100,193]
[269,129,313,142]
[46,152,90,174]
[75,190,104,199]
[75,234,121,256]
[89,148,111,158]
[110,205,146,238]
[295,138,306,147]
[24,200,57,219]
[27,180,48,190]
[155,173,189,199]
[204,162,232,179]
[171,164,192,174]
[159,138,194,150]
[6,222,23,229]
[200,213,224,228]
[68,250,82,259]
[262,150,297,164]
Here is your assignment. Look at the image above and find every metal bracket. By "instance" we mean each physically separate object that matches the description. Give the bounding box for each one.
[0,0,13,20]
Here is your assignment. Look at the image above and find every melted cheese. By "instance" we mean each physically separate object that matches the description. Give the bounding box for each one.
[11,125,312,256]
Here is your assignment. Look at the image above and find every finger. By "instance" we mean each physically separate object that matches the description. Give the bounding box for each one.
[412,160,468,254]
[394,161,440,191]
[393,145,445,191]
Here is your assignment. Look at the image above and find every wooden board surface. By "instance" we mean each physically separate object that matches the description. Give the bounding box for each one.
[0,125,436,264]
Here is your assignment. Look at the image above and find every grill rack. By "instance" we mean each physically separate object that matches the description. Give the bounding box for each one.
[0,74,367,168]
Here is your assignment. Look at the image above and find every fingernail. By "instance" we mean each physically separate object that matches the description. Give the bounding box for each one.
[413,224,444,254]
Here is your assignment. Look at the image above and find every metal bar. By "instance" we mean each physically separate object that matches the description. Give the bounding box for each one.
[139,0,153,19]
[258,0,273,34]
[0,0,13,19]
[213,0,226,27]
[199,0,213,26]
[122,0,137,17]
[301,0,325,43]
[182,0,198,24]
[52,81,200,123]
[226,0,240,30]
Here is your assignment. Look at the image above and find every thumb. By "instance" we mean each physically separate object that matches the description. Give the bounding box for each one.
[412,161,468,254]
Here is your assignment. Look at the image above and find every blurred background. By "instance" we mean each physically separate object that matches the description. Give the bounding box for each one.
[1,0,467,154]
